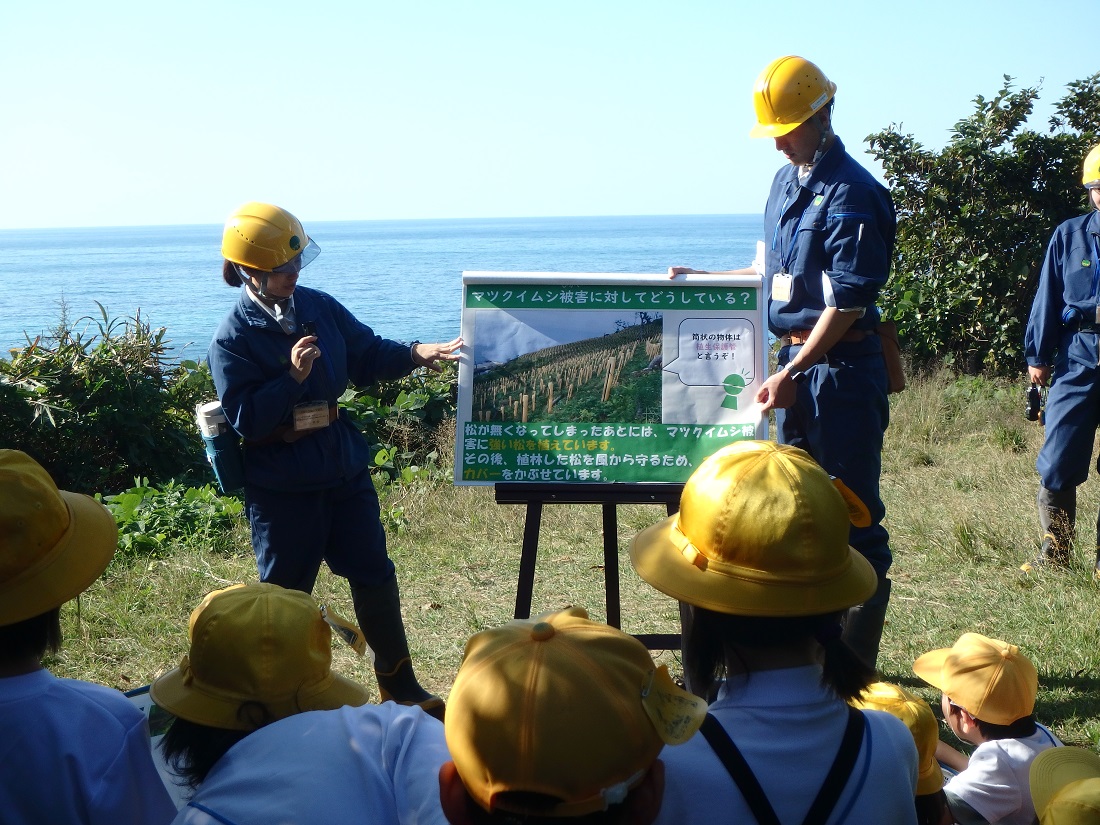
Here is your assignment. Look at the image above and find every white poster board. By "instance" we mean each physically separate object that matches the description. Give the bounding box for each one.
[455,271,766,485]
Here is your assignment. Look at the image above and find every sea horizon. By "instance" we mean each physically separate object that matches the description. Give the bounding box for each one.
[1,211,764,233]
[2,214,766,362]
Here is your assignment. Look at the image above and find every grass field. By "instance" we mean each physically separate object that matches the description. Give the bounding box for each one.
[55,367,1100,751]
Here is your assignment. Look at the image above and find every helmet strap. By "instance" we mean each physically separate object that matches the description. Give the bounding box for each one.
[810,118,835,167]
[237,264,279,306]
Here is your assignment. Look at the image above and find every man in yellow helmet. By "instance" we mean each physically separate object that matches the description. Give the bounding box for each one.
[670,57,896,669]
[1022,143,1100,574]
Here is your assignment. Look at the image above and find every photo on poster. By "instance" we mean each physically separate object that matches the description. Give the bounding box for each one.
[456,272,766,485]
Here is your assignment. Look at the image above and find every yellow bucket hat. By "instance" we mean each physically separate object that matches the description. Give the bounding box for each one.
[151,583,369,730]
[630,441,876,616]
[0,450,119,626]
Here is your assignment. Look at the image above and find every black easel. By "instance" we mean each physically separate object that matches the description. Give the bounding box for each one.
[494,482,683,651]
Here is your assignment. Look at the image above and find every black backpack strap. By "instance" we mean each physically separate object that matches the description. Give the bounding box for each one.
[699,714,782,825]
[700,707,866,825]
[801,706,866,825]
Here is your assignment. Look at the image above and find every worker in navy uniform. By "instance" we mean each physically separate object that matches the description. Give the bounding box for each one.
[1022,143,1100,574]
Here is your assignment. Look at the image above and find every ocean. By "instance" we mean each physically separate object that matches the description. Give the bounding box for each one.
[1,214,763,362]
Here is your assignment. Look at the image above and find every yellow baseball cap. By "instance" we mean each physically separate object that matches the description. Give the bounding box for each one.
[1030,747,1100,824]
[851,682,944,796]
[0,450,118,626]
[913,633,1037,725]
[630,441,876,616]
[445,607,707,817]
[151,583,369,730]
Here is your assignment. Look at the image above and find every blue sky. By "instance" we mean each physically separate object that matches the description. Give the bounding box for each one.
[3,0,1096,229]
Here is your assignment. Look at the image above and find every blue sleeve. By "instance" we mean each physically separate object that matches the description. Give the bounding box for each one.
[324,296,417,388]
[823,181,895,310]
[1025,226,1069,367]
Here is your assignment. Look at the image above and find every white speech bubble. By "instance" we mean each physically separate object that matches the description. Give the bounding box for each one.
[664,318,756,387]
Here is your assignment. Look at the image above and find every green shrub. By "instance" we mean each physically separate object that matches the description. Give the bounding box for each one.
[341,363,458,485]
[100,478,245,560]
[0,305,214,493]
[868,73,1100,376]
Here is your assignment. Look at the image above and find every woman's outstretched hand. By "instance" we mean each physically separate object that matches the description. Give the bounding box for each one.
[411,336,464,371]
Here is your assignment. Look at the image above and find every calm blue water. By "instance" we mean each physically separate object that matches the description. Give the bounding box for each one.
[1,215,763,361]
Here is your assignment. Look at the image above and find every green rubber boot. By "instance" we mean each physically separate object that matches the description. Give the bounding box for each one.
[350,576,444,721]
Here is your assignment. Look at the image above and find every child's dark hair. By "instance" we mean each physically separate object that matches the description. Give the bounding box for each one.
[455,789,638,825]
[159,701,277,792]
[0,608,62,663]
[683,607,875,701]
[972,714,1037,741]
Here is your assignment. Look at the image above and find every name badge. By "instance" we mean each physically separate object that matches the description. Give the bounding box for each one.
[772,272,793,303]
[293,400,331,432]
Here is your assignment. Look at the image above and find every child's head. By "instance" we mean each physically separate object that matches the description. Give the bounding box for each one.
[851,682,943,796]
[913,633,1038,740]
[443,606,706,823]
[0,450,118,662]
[152,582,371,789]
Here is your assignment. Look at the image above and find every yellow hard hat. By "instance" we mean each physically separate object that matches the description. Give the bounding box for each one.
[1082,143,1100,189]
[750,55,837,139]
[221,202,319,273]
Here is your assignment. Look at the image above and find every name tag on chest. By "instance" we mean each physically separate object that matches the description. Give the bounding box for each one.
[772,272,793,303]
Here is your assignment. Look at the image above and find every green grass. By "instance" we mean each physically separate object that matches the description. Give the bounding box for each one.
[52,367,1100,751]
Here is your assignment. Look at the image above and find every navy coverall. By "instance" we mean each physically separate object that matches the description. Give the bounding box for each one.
[209,285,419,591]
[763,137,897,578]
[1025,211,1100,514]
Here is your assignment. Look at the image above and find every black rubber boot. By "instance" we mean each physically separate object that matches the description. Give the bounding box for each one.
[350,576,444,721]
[1023,486,1076,572]
[842,577,891,672]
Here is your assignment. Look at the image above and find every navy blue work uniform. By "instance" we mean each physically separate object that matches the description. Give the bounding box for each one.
[763,137,897,578]
[209,285,419,592]
[1025,212,1100,494]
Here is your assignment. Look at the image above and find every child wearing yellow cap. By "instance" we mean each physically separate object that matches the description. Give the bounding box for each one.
[0,450,177,825]
[914,632,1062,825]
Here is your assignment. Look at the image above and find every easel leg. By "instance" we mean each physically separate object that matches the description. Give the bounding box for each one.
[514,501,542,619]
[602,502,620,628]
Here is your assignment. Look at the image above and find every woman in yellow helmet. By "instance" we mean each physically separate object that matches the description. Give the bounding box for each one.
[209,202,461,720]
[1023,143,1100,574]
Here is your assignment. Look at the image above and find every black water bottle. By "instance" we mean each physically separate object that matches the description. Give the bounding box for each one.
[1026,384,1042,421]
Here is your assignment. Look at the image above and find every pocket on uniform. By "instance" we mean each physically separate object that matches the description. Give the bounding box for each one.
[1065,331,1099,369]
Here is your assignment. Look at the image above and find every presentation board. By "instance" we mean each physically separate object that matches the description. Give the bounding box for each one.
[455,271,766,485]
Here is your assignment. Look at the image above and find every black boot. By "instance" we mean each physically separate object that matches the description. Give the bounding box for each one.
[350,576,444,721]
[842,577,891,672]
[1023,486,1076,572]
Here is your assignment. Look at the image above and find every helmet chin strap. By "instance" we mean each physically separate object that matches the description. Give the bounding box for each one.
[811,115,834,167]
[237,265,281,306]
